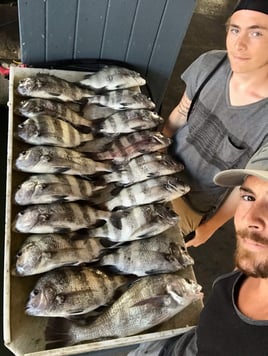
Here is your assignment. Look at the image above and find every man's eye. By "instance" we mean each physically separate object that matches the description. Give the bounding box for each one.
[230,28,239,35]
[242,194,255,201]
[251,31,262,37]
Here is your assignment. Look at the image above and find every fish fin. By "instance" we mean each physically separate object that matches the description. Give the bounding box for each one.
[54,167,70,173]
[45,317,74,349]
[98,265,125,275]
[54,227,72,234]
[132,296,167,308]
[48,91,61,97]
[51,195,71,203]
[76,125,92,134]
[99,238,121,248]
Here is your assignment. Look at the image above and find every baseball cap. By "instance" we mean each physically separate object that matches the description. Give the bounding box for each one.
[232,0,268,15]
[214,144,268,187]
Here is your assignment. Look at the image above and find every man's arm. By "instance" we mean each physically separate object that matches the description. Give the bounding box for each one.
[186,187,240,247]
[162,91,191,137]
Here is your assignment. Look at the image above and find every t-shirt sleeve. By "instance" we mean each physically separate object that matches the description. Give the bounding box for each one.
[181,50,227,100]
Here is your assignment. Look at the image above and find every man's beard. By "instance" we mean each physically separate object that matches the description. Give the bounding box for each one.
[235,229,268,278]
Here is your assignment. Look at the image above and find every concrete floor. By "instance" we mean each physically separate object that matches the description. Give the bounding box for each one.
[0,0,238,354]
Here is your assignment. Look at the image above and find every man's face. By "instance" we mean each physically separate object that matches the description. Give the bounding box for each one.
[226,10,268,73]
[234,175,268,277]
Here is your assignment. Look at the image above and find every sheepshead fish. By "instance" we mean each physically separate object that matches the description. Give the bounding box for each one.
[13,232,108,276]
[25,266,128,317]
[98,234,194,276]
[76,135,115,153]
[14,174,105,205]
[86,89,155,110]
[91,109,164,135]
[45,274,202,347]
[17,73,94,102]
[79,66,146,91]
[14,145,111,177]
[102,175,190,211]
[82,103,118,120]
[15,98,91,133]
[13,202,111,234]
[86,204,179,243]
[86,131,172,163]
[16,115,93,148]
[104,152,184,185]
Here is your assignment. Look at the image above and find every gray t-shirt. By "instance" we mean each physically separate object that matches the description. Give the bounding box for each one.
[172,50,268,215]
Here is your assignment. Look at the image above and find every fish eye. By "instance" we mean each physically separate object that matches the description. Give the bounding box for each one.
[16,251,22,257]
[33,289,39,296]
[41,183,48,189]
[18,211,25,216]
[20,151,27,156]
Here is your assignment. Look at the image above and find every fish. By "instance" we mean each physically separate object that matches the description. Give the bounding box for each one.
[25,266,129,317]
[86,89,155,110]
[76,135,115,153]
[103,152,184,185]
[98,234,194,276]
[14,174,106,205]
[13,202,111,234]
[82,103,118,120]
[17,73,94,102]
[14,145,112,177]
[86,203,179,243]
[45,274,202,347]
[85,131,172,163]
[91,109,164,135]
[15,98,91,133]
[16,115,94,148]
[78,65,146,91]
[101,175,190,211]
[13,232,108,276]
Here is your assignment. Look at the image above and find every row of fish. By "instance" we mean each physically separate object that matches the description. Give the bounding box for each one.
[14,228,194,277]
[44,273,202,347]
[11,66,199,349]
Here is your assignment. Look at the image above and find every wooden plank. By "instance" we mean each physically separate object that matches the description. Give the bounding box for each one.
[75,0,108,59]
[18,0,46,63]
[101,0,138,61]
[46,0,77,61]
[125,0,166,76]
[147,0,196,109]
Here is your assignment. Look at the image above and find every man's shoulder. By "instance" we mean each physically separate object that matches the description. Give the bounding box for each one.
[197,50,227,66]
[212,270,242,288]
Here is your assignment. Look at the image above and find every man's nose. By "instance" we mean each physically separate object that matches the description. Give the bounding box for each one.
[234,34,248,50]
[244,205,265,231]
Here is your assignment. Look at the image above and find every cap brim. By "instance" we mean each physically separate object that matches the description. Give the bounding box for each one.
[214,169,268,187]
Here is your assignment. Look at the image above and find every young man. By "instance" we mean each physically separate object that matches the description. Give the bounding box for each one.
[129,143,268,356]
[163,0,268,247]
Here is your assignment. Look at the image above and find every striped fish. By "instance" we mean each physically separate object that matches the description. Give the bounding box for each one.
[14,145,112,177]
[14,232,108,276]
[102,175,190,211]
[14,174,106,205]
[25,266,129,317]
[17,115,93,148]
[15,98,91,133]
[98,234,194,276]
[13,202,111,234]
[91,109,164,135]
[78,65,146,91]
[86,203,179,243]
[17,73,94,102]
[86,131,172,163]
[104,152,184,185]
[86,89,155,110]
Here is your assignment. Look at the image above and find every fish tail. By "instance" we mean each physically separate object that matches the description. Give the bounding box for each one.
[45,317,75,349]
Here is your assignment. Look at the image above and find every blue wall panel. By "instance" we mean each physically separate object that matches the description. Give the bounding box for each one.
[18,0,196,110]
